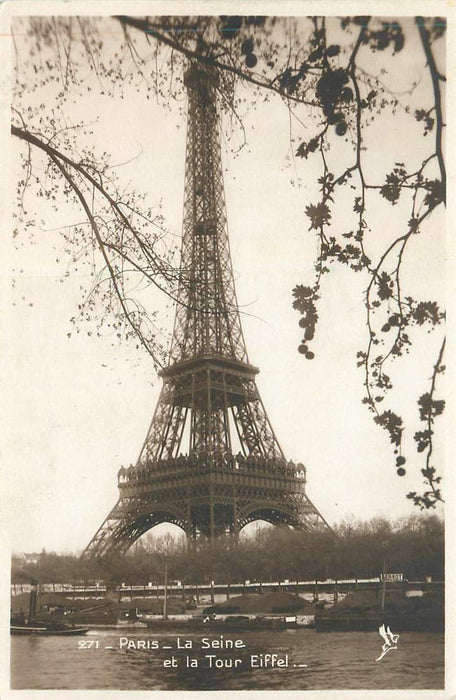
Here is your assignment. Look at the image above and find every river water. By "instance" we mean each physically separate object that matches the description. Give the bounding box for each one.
[11,628,444,690]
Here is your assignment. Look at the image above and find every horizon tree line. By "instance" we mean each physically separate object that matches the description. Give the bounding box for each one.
[12,514,444,587]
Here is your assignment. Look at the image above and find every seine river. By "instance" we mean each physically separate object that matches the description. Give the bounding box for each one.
[11,628,444,690]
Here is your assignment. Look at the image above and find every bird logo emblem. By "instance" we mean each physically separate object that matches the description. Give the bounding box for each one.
[376,624,400,661]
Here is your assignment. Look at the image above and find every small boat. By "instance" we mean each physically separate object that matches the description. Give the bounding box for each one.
[11,623,89,636]
[144,614,299,631]
[315,614,382,632]
[206,614,294,630]
[11,579,89,635]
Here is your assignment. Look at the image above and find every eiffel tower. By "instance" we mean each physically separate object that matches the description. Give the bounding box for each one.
[83,63,329,558]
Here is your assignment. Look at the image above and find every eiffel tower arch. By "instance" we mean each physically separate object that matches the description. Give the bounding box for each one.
[83,63,330,558]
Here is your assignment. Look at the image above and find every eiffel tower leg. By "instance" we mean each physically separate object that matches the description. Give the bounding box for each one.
[83,500,130,558]
[83,494,192,558]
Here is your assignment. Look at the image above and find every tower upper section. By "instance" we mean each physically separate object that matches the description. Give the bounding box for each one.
[169,63,248,365]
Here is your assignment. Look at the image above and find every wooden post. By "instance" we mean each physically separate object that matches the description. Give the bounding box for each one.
[226,583,230,600]
[380,561,388,613]
[210,580,215,604]
[195,583,200,604]
[163,561,168,620]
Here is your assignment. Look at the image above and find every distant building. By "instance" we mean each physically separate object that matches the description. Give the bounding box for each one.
[12,552,40,566]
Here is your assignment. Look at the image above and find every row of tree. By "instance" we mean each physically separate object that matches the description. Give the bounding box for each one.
[12,515,443,586]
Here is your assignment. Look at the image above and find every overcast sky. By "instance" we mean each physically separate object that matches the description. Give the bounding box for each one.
[3,13,446,553]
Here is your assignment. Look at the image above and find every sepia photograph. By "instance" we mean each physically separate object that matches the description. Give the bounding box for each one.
[1,2,451,696]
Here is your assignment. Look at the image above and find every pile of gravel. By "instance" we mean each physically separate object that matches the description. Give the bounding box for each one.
[203,591,312,615]
[120,597,187,614]
[324,588,443,616]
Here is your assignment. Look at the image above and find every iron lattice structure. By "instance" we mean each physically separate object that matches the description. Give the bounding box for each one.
[83,64,329,558]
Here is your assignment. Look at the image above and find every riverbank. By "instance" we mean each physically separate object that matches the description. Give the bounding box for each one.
[12,585,444,633]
